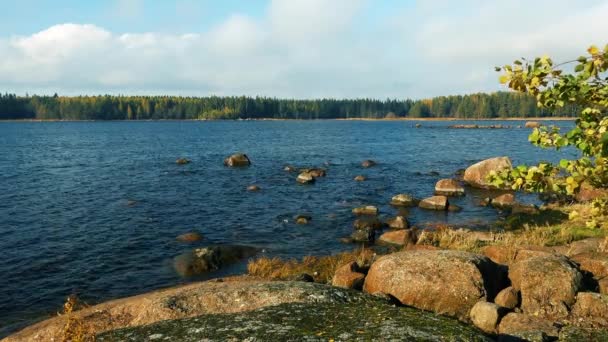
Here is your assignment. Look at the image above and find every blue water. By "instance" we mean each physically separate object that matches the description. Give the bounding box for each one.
[0,120,576,336]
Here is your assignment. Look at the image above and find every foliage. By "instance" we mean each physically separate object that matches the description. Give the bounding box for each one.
[0,91,575,121]
[490,45,608,203]
[60,295,95,342]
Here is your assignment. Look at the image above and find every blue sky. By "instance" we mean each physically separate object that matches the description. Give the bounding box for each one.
[0,0,606,98]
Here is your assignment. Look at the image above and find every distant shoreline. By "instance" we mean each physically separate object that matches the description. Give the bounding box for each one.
[0,117,576,123]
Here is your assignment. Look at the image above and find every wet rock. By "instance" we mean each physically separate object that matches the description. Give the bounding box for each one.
[509,255,582,320]
[415,123,422,128]
[284,165,296,172]
[435,179,465,196]
[354,175,366,182]
[570,292,608,327]
[173,245,258,277]
[176,232,204,243]
[361,159,376,168]
[570,252,608,279]
[378,230,409,246]
[300,168,326,178]
[332,262,366,290]
[350,228,375,243]
[525,121,541,128]
[223,153,251,167]
[353,216,384,230]
[295,214,312,225]
[419,195,448,210]
[352,205,378,216]
[246,185,260,192]
[296,171,315,184]
[494,286,520,309]
[390,194,417,207]
[385,216,409,229]
[470,301,508,334]
[463,157,512,189]
[363,250,505,321]
[492,193,515,209]
[176,157,191,165]
[498,313,558,340]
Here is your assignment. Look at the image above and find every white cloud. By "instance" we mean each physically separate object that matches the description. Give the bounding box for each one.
[0,0,607,98]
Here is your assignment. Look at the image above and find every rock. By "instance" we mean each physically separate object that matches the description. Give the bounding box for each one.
[283,165,296,172]
[419,195,448,210]
[173,245,258,277]
[385,216,409,229]
[415,123,422,128]
[498,313,558,340]
[435,179,465,196]
[176,157,191,165]
[511,203,539,215]
[479,197,492,207]
[176,232,204,243]
[126,199,137,207]
[361,159,376,168]
[494,286,519,309]
[447,204,463,212]
[567,237,604,256]
[353,216,384,230]
[246,185,260,192]
[295,214,311,225]
[296,171,315,184]
[378,230,409,246]
[558,326,608,342]
[332,262,366,290]
[570,252,608,279]
[350,228,375,243]
[354,175,366,182]
[390,194,417,207]
[482,245,515,265]
[463,157,512,189]
[363,250,505,321]
[525,121,541,128]
[575,182,608,202]
[570,292,608,327]
[290,273,315,282]
[352,205,378,216]
[509,255,582,319]
[470,301,508,334]
[96,282,490,342]
[600,278,608,295]
[223,153,251,167]
[301,168,326,178]
[492,193,515,209]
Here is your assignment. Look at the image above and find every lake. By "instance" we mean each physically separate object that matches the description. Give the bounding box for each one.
[0,120,576,336]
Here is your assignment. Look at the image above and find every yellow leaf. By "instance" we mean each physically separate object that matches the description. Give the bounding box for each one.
[588,45,600,55]
[499,75,510,84]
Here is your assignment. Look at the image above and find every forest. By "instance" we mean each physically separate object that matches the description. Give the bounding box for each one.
[0,91,576,120]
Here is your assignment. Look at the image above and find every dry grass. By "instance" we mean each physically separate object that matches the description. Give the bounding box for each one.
[247,248,376,283]
[60,295,95,342]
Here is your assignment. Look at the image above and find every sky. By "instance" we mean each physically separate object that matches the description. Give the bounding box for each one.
[0,0,607,99]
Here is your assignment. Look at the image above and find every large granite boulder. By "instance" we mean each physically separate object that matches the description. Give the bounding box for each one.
[223,153,251,167]
[463,157,512,189]
[363,250,506,321]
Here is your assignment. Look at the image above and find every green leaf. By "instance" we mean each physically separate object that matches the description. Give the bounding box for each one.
[575,64,584,72]
[559,159,569,168]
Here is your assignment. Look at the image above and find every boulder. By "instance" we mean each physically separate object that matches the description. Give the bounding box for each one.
[223,153,251,167]
[435,179,465,196]
[525,121,541,128]
[390,194,417,207]
[363,250,505,321]
[482,245,515,265]
[494,286,520,309]
[353,216,384,230]
[354,175,366,182]
[567,237,604,256]
[600,278,608,295]
[296,172,315,184]
[247,185,260,192]
[350,228,375,243]
[509,255,582,320]
[173,245,257,277]
[385,216,409,229]
[352,205,378,216]
[295,214,311,225]
[301,168,326,178]
[470,301,508,334]
[176,232,204,243]
[570,292,608,327]
[575,182,608,202]
[492,193,515,209]
[361,160,376,168]
[378,230,408,246]
[570,252,608,279]
[419,195,448,210]
[463,157,512,189]
[176,157,191,165]
[332,262,366,290]
[497,312,559,340]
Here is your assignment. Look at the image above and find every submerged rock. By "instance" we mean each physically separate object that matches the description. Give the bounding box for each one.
[173,245,258,277]
[223,153,251,167]
[246,185,261,192]
[390,194,416,207]
[176,232,204,243]
[361,159,376,168]
[463,157,512,189]
[176,157,191,165]
[492,193,515,209]
[295,214,312,225]
[354,175,366,182]
[352,205,378,216]
[296,171,315,184]
[353,216,384,230]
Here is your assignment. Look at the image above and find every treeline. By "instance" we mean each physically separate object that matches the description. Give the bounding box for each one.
[0,92,576,120]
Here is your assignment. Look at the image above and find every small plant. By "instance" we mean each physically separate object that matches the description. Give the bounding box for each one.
[60,295,95,342]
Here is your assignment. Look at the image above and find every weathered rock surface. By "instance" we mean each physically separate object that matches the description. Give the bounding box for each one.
[494,286,519,309]
[353,216,384,230]
[350,228,375,243]
[361,159,376,168]
[575,182,608,202]
[173,245,258,277]
[363,250,505,321]
[296,171,315,184]
[567,237,604,256]
[470,301,507,334]
[97,284,490,342]
[497,313,559,340]
[435,179,465,196]
[509,255,582,320]
[176,232,203,243]
[390,194,416,207]
[223,153,251,167]
[352,205,378,216]
[385,215,409,229]
[525,121,541,128]
[571,252,608,279]
[378,230,408,246]
[332,262,366,290]
[419,195,448,210]
[570,292,608,328]
[492,193,515,209]
[558,326,608,342]
[300,168,326,178]
[463,157,512,189]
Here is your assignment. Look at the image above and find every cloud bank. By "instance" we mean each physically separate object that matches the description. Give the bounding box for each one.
[1,0,607,98]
